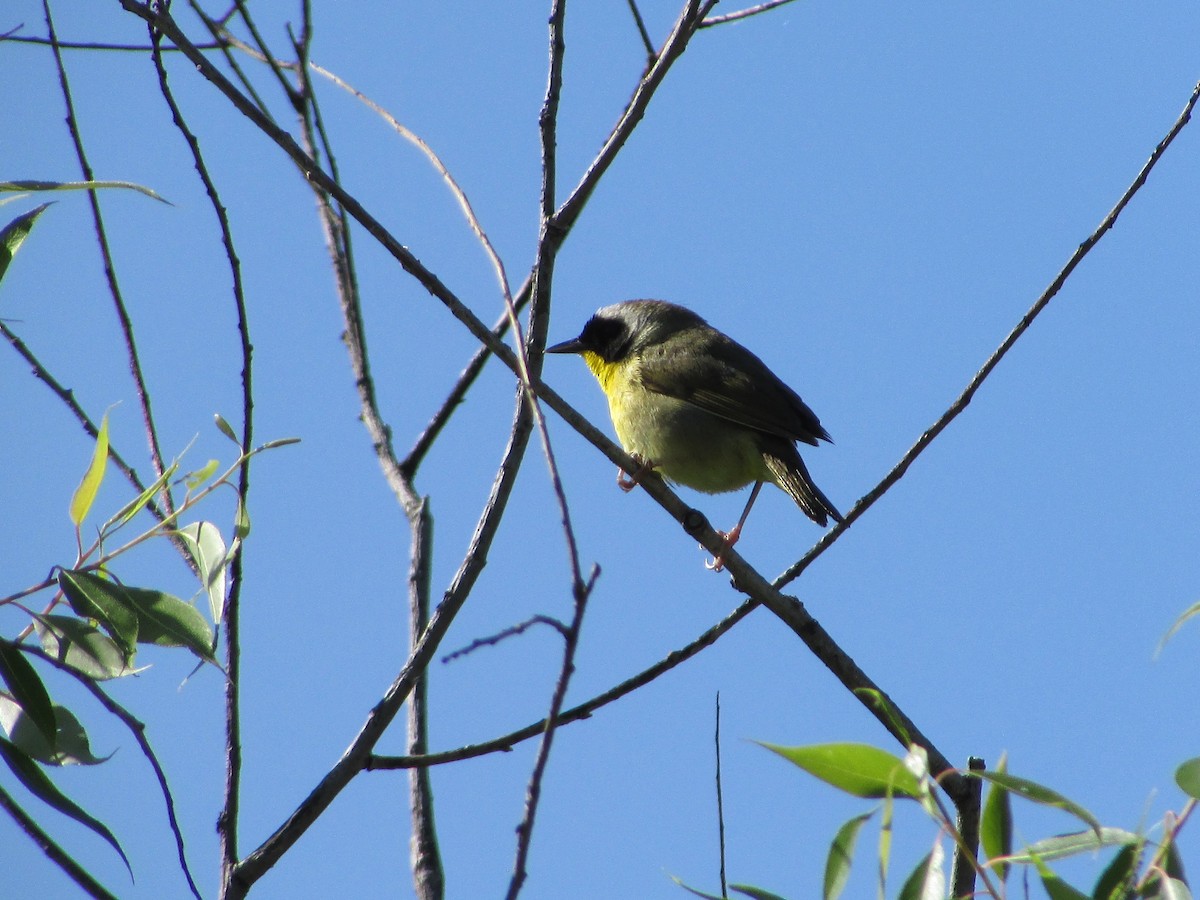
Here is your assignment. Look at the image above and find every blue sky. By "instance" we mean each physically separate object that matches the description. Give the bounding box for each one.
[3,2,1199,898]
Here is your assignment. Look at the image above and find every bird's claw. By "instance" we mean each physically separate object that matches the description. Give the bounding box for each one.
[617,454,655,492]
[703,527,742,572]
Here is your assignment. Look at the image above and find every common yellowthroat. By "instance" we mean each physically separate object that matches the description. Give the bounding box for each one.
[548,299,842,568]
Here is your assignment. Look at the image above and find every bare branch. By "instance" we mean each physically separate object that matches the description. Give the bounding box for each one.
[505,566,599,900]
[370,598,757,770]
[700,0,801,28]
[442,615,571,663]
[44,0,176,524]
[141,19,256,890]
[775,75,1200,590]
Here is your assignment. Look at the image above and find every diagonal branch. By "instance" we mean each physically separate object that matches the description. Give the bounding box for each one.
[774,75,1200,590]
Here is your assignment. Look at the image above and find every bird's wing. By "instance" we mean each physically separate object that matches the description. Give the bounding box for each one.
[636,331,831,446]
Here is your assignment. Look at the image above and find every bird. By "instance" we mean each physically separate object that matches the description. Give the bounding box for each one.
[547,299,842,569]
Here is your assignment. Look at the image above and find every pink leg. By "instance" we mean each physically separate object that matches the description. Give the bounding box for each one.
[706,481,763,571]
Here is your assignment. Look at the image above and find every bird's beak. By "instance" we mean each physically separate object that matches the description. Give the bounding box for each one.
[546,336,585,354]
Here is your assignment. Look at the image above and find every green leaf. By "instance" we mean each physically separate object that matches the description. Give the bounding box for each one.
[69,413,110,527]
[1175,757,1200,800]
[897,843,944,900]
[1150,877,1194,900]
[0,640,56,745]
[730,886,789,900]
[214,413,240,444]
[121,587,217,664]
[1038,871,1091,900]
[0,202,51,282]
[100,462,177,535]
[0,179,168,203]
[980,754,1012,881]
[175,521,227,625]
[972,770,1102,836]
[669,875,730,899]
[759,742,922,799]
[258,437,301,452]
[1163,836,1189,884]
[1092,841,1141,900]
[34,614,131,680]
[824,811,872,900]
[0,737,131,877]
[1007,828,1138,864]
[57,570,138,662]
[0,696,110,766]
[1158,601,1200,656]
[184,458,220,490]
[234,498,251,540]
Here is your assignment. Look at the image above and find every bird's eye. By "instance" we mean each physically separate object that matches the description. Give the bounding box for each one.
[583,316,630,361]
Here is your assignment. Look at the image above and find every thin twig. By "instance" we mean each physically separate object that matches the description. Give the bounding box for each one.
[715,693,728,899]
[775,75,1200,590]
[625,0,656,64]
[20,642,202,899]
[442,615,571,663]
[0,321,165,521]
[44,0,176,527]
[370,599,756,771]
[700,0,800,27]
[553,0,719,235]
[143,18,255,890]
[231,402,537,890]
[505,567,599,900]
[0,32,225,51]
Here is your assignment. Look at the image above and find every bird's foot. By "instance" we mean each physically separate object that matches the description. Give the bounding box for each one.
[617,454,655,492]
[704,524,743,572]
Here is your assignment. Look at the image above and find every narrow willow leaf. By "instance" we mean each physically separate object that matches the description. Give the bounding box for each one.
[34,614,131,680]
[972,770,1102,835]
[0,641,56,745]
[730,885,789,900]
[759,742,922,799]
[259,437,301,451]
[184,458,220,491]
[1092,841,1140,900]
[1155,877,1194,900]
[669,875,728,899]
[897,842,944,900]
[1175,757,1200,799]
[1157,601,1200,655]
[1007,828,1138,864]
[0,202,51,282]
[1163,837,1189,883]
[0,696,110,766]
[69,413,110,526]
[0,737,131,876]
[234,498,251,540]
[100,462,177,534]
[122,587,217,664]
[214,413,240,444]
[980,754,1012,881]
[0,179,169,203]
[1037,871,1091,900]
[57,570,138,661]
[824,811,873,900]
[176,521,227,625]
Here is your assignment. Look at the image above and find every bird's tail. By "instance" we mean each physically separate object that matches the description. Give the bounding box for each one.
[763,446,844,528]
